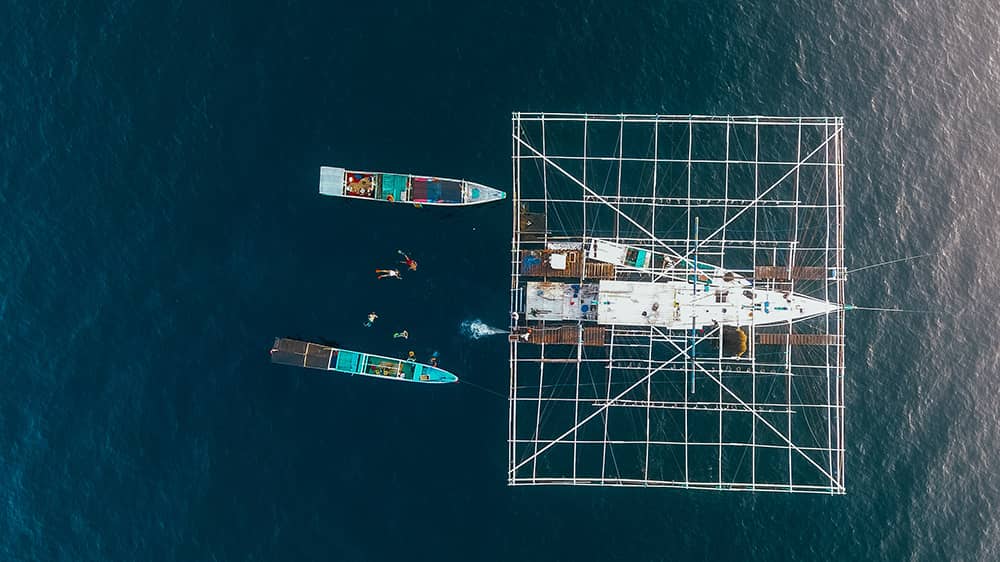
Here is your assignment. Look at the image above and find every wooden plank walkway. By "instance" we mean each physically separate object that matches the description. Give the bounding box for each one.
[520,250,616,279]
[509,325,606,346]
[756,333,843,346]
[754,265,828,280]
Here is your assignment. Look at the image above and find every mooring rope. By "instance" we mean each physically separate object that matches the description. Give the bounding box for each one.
[847,253,932,274]
[846,305,940,314]
[461,379,506,399]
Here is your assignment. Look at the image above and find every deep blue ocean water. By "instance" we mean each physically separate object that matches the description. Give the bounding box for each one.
[3,1,1000,560]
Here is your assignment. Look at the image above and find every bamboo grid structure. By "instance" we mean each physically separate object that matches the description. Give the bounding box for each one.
[508,113,846,494]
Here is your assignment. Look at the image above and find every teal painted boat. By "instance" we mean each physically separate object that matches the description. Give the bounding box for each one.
[318,166,506,206]
[269,338,458,384]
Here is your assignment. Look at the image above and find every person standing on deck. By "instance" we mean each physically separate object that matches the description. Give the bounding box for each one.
[375,269,402,279]
[397,250,418,271]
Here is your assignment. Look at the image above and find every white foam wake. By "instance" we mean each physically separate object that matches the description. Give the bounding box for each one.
[460,319,508,340]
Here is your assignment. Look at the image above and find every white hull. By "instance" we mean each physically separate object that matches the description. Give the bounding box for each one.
[596,279,838,329]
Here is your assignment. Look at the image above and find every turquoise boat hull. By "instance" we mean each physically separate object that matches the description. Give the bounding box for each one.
[318,166,506,206]
[269,338,457,384]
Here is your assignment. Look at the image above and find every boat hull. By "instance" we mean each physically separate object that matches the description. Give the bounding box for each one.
[270,338,458,384]
[319,166,505,206]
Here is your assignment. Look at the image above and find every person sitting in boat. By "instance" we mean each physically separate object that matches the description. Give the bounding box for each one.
[376,269,402,279]
[363,312,378,327]
[393,330,409,339]
[397,250,418,271]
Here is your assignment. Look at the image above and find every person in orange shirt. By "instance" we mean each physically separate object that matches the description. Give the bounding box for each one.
[397,250,418,271]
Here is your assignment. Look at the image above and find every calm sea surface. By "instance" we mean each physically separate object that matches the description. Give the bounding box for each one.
[2,1,999,560]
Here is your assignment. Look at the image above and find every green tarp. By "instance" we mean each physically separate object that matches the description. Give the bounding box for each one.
[336,350,361,373]
[380,174,407,201]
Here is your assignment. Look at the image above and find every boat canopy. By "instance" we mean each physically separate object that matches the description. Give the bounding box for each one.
[411,177,463,203]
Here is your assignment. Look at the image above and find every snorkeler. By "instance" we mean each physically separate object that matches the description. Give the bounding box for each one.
[406,350,416,361]
[429,351,439,367]
[397,250,418,271]
[393,330,409,339]
[363,312,378,327]
[375,269,401,279]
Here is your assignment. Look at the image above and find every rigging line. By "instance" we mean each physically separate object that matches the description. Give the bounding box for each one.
[510,327,719,474]
[673,125,843,266]
[513,134,684,260]
[461,379,506,399]
[846,253,932,274]
[846,305,941,314]
[649,324,841,485]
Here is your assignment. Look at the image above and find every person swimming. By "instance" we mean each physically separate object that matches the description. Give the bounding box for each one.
[376,269,401,279]
[397,250,418,271]
[393,330,409,339]
[363,312,378,327]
